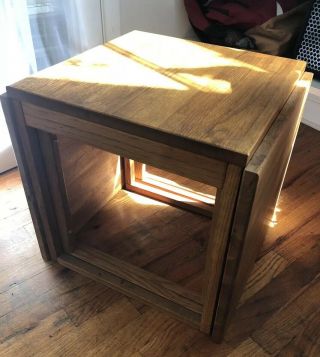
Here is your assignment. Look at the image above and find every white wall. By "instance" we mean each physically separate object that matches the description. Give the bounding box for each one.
[120,0,194,38]
[102,0,194,41]
[77,0,104,48]
[102,0,121,41]
[302,82,320,131]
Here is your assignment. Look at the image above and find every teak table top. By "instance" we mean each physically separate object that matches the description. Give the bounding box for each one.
[8,31,306,166]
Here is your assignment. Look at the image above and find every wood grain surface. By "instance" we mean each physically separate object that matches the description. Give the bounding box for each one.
[201,164,242,333]
[72,245,202,313]
[212,72,313,340]
[0,95,50,260]
[123,159,214,217]
[0,96,60,260]
[75,189,211,297]
[56,136,122,234]
[22,102,227,188]
[144,165,217,198]
[8,31,306,165]
[1,30,312,344]
[0,123,319,356]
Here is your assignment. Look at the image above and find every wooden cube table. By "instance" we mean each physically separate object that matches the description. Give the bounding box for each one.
[1,31,312,341]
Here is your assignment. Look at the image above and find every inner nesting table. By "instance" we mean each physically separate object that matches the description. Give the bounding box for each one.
[1,31,312,340]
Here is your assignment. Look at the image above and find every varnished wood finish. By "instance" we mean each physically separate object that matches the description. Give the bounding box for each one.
[145,165,216,199]
[201,164,242,333]
[56,136,122,233]
[1,31,312,340]
[75,189,210,297]
[72,245,202,313]
[22,102,227,189]
[0,96,59,260]
[37,132,71,252]
[0,123,319,355]
[0,95,50,260]
[123,159,214,217]
[57,254,201,327]
[212,72,313,340]
[8,31,306,166]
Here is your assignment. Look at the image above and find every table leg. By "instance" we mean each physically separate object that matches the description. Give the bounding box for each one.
[0,96,61,260]
[201,164,242,335]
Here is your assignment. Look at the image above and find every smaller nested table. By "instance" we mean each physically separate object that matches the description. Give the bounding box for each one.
[1,31,312,340]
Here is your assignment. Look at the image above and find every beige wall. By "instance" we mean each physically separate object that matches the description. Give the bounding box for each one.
[103,0,195,40]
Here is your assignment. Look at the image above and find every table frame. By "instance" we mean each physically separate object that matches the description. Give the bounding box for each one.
[0,72,311,340]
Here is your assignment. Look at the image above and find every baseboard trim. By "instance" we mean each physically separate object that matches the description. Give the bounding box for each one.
[302,85,320,131]
[302,116,320,131]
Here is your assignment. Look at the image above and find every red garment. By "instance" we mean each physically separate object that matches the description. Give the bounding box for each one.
[185,0,210,31]
[205,1,276,30]
[185,0,300,31]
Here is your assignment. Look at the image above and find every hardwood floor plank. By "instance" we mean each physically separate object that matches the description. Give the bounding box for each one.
[0,266,118,343]
[274,214,320,262]
[138,317,199,357]
[277,308,320,357]
[0,224,52,293]
[0,170,28,221]
[225,218,320,345]
[0,309,72,357]
[77,189,210,295]
[252,273,320,355]
[260,125,320,255]
[0,124,319,355]
[0,298,140,357]
[181,336,233,357]
[282,125,320,190]
[239,251,288,305]
[227,338,270,356]
[85,310,183,357]
[62,284,121,327]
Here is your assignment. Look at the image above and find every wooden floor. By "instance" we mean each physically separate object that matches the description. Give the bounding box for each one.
[77,189,211,296]
[0,124,319,356]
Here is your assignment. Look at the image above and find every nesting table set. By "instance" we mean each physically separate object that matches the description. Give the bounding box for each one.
[1,31,312,340]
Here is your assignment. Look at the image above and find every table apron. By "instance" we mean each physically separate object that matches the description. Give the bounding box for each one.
[22,102,227,189]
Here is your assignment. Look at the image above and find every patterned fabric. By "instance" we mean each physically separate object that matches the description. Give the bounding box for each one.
[184,0,305,50]
[296,0,320,77]
[246,1,312,56]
